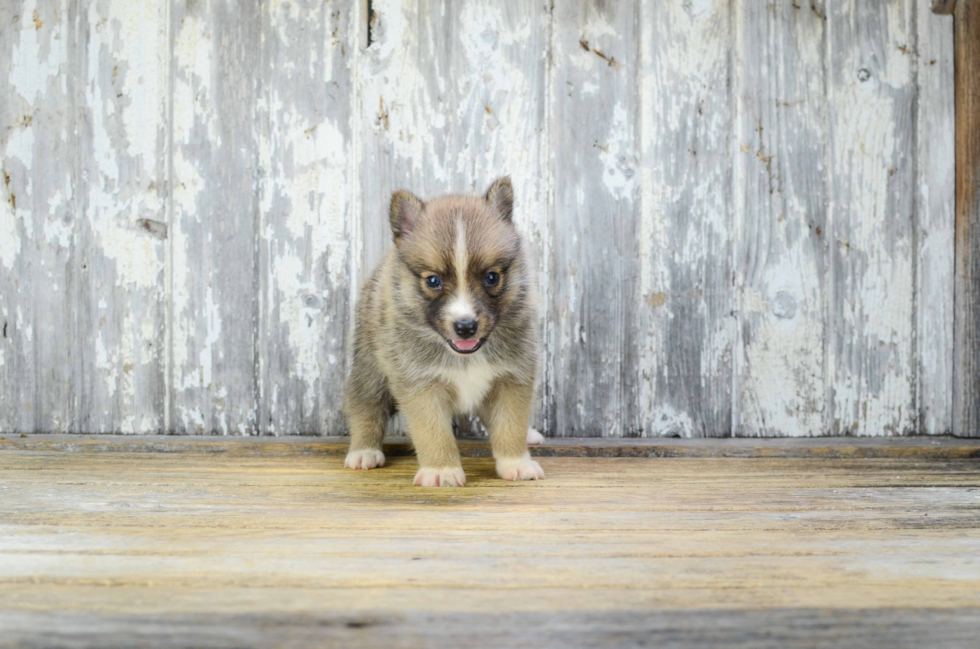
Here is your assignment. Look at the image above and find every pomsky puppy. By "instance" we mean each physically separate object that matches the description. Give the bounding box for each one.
[343,177,545,487]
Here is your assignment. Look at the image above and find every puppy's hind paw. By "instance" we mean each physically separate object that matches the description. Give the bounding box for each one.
[526,427,545,445]
[496,453,545,481]
[344,448,385,470]
[413,466,466,487]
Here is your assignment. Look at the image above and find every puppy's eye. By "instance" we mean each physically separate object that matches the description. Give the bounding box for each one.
[483,271,500,287]
[425,275,443,290]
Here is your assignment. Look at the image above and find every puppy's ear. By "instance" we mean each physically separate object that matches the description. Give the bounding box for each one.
[485,176,513,222]
[389,190,424,243]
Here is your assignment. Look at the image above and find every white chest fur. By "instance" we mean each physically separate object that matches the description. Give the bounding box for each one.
[430,359,500,413]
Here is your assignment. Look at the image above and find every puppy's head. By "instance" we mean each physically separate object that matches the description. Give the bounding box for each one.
[390,177,524,356]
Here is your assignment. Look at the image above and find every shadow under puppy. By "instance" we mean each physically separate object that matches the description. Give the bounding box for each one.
[343,177,545,486]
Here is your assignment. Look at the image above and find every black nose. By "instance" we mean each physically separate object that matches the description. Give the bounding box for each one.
[453,319,478,338]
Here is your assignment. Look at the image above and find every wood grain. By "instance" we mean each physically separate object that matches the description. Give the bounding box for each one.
[0,1,961,438]
[74,0,169,434]
[0,0,74,433]
[637,0,734,438]
[916,1,956,434]
[734,0,827,437]
[0,444,978,647]
[550,1,640,437]
[258,0,357,435]
[3,608,979,649]
[954,0,980,436]
[827,0,917,436]
[358,1,549,280]
[169,0,261,434]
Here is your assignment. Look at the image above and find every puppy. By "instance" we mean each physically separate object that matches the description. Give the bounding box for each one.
[343,177,544,486]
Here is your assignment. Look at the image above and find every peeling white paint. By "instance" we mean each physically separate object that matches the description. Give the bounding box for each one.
[81,0,164,236]
[170,139,206,394]
[9,0,66,103]
[169,3,229,432]
[598,103,636,200]
[0,198,20,271]
[0,0,956,437]
[44,186,71,249]
[95,331,116,400]
[825,0,918,436]
[2,120,35,266]
[731,0,829,437]
[179,406,206,432]
[649,406,694,438]
[360,2,450,187]
[258,0,355,431]
[6,124,34,174]
[173,15,216,144]
[914,0,955,434]
[638,0,733,436]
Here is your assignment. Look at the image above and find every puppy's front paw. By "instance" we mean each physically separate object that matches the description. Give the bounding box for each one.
[413,466,466,487]
[496,453,545,481]
[344,448,385,470]
[526,427,545,445]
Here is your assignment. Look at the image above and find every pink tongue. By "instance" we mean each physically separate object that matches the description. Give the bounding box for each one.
[453,339,480,351]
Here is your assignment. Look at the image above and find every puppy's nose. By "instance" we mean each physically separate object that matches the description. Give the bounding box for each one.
[453,319,478,339]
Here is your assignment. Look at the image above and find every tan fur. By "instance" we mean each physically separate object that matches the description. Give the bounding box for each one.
[343,177,543,486]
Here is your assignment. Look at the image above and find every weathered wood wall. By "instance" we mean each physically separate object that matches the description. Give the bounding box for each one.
[954,0,980,438]
[0,0,959,437]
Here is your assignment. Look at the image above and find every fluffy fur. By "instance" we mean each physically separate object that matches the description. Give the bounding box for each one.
[343,177,543,486]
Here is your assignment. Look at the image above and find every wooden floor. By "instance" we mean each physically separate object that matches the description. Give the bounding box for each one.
[1,437,980,648]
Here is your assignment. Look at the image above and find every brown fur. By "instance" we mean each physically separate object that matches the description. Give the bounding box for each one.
[343,177,543,486]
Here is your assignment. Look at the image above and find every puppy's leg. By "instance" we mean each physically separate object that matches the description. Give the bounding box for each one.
[399,385,465,487]
[343,362,391,470]
[482,379,544,481]
[344,409,387,470]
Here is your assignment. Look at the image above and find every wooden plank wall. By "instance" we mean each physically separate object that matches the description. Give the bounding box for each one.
[954,0,980,438]
[0,0,76,434]
[638,1,733,438]
[0,0,958,437]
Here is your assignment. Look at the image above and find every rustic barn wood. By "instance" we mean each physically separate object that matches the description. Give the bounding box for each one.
[258,0,357,435]
[954,0,980,437]
[548,2,640,438]
[74,0,170,435]
[1,442,979,647]
[0,0,75,433]
[734,0,827,436]
[3,608,980,649]
[917,0,957,434]
[168,0,263,435]
[0,1,961,437]
[828,0,917,436]
[638,0,733,438]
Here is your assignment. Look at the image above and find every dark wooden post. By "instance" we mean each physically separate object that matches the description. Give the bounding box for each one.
[955,0,980,436]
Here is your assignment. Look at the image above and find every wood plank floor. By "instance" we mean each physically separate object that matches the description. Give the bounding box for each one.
[1,439,979,648]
